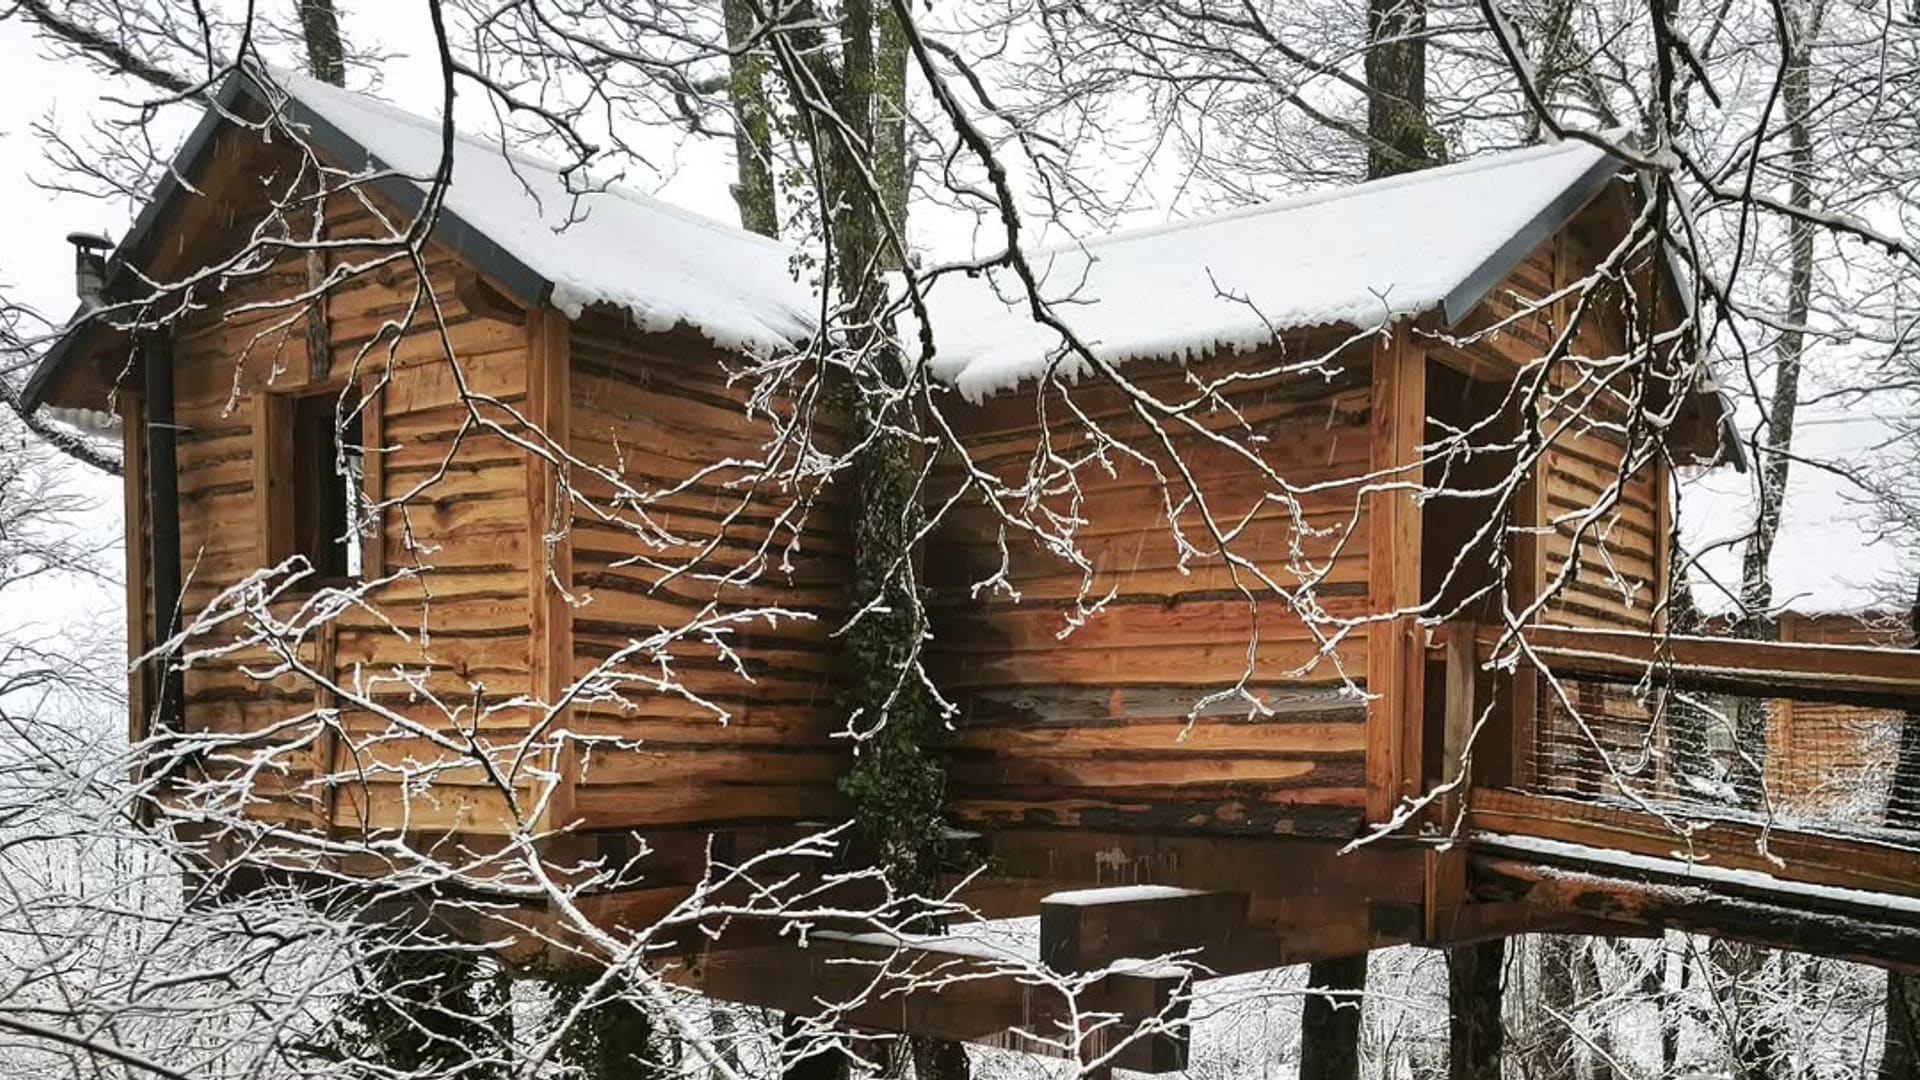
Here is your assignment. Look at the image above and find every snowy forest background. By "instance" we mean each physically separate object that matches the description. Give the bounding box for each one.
[0,0,1918,1078]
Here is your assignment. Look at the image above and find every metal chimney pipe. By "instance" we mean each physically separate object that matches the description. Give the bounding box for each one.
[66,231,113,308]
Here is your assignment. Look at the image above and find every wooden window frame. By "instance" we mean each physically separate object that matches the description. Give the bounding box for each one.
[254,378,383,590]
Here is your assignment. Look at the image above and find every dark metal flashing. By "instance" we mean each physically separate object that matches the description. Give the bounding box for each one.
[1435,141,1747,473]
[1438,147,1627,328]
[22,68,554,410]
[266,75,551,306]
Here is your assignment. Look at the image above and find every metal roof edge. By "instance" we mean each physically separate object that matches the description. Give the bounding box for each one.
[1438,145,1626,327]
[251,70,553,308]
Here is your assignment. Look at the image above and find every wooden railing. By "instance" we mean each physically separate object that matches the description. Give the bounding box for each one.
[1431,620,1920,899]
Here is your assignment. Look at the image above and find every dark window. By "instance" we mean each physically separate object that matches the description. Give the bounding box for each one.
[288,388,364,580]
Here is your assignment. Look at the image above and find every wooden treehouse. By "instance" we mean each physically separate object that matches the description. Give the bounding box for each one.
[27,68,1920,1070]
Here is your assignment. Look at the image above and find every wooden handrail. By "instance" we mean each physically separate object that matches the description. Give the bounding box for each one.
[1428,623,1920,709]
[1468,788,1920,901]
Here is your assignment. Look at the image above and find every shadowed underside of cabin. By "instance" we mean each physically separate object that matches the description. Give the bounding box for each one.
[26,67,1920,1073]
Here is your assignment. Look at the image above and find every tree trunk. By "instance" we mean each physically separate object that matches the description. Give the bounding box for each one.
[1879,579,1920,1079]
[1531,935,1581,1080]
[1719,11,1821,1079]
[1448,938,1505,1080]
[1292,16,1444,1078]
[1886,967,1920,1080]
[1521,0,1577,143]
[723,0,779,238]
[1730,0,1822,803]
[794,3,962,1076]
[297,0,345,85]
[1364,0,1441,178]
[1300,954,1367,1080]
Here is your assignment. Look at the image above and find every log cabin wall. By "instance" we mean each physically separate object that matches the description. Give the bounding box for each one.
[563,314,850,832]
[151,132,544,838]
[927,336,1378,839]
[1463,210,1667,633]
[1437,198,1674,793]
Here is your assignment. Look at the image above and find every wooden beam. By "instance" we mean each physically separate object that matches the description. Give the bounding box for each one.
[1041,885,1248,974]
[454,267,528,325]
[1471,623,1920,709]
[121,394,152,748]
[1421,898,1658,947]
[974,828,1431,907]
[1474,854,1920,972]
[669,930,1191,1073]
[1469,788,1920,899]
[1367,325,1427,823]
[525,308,576,832]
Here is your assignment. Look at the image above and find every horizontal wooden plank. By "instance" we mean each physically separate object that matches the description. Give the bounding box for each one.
[1467,624,1920,708]
[1468,788,1920,900]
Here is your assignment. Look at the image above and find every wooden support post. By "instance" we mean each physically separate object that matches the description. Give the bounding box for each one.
[1040,885,1248,974]
[1367,325,1427,823]
[526,307,577,832]
[1447,937,1506,1080]
[121,394,152,746]
[1507,455,1547,789]
[1300,953,1367,1080]
[1440,618,1478,827]
[304,248,333,384]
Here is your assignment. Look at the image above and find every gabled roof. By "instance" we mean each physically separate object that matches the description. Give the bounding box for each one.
[24,67,815,410]
[919,138,1638,402]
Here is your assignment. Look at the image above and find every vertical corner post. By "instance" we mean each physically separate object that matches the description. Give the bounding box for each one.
[1366,324,1428,824]
[526,306,577,833]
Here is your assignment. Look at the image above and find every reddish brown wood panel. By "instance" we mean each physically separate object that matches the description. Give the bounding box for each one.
[562,313,849,831]
[145,134,545,836]
[928,340,1376,838]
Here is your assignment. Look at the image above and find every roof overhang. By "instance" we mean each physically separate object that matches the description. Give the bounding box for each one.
[21,66,555,412]
[1436,137,1744,473]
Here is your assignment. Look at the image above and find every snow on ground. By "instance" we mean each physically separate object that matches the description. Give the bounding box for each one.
[264,68,818,357]
[914,138,1618,401]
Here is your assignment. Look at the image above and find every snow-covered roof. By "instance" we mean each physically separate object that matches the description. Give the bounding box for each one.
[1679,404,1907,617]
[23,68,815,409]
[921,138,1627,402]
[267,70,815,355]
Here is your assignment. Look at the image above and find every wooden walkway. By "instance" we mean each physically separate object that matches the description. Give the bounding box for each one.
[1442,623,1920,968]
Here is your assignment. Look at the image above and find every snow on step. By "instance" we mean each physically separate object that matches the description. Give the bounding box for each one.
[1042,884,1218,906]
[919,138,1619,402]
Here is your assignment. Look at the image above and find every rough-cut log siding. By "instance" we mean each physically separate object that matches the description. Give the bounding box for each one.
[563,314,849,830]
[1469,229,1663,632]
[928,340,1375,837]
[162,140,539,835]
